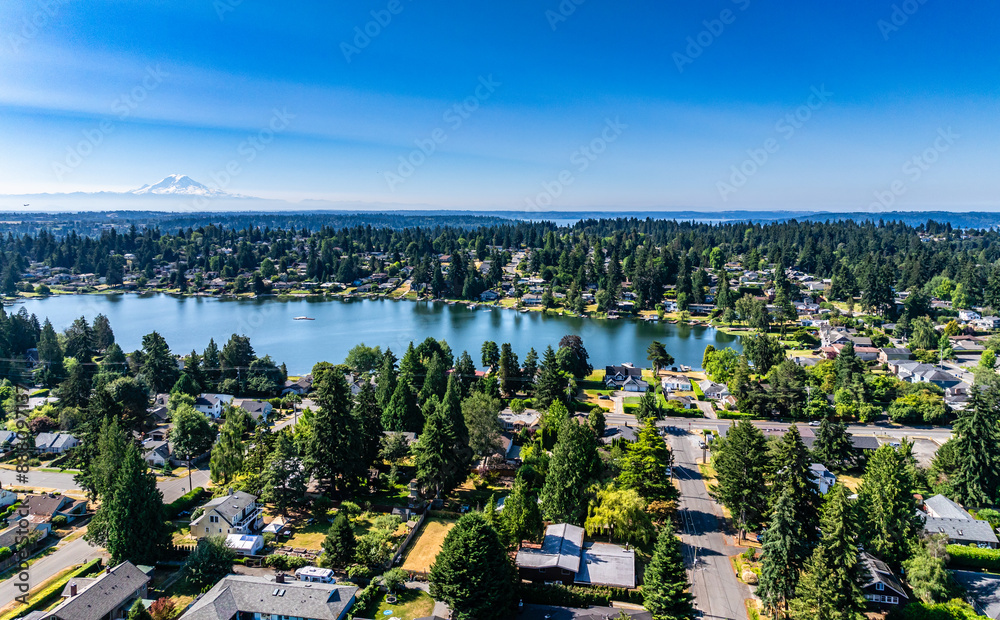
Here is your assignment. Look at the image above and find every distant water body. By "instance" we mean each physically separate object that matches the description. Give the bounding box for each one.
[16,294,742,375]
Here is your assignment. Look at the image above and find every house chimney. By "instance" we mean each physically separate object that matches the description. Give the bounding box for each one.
[69,582,78,596]
[275,573,285,584]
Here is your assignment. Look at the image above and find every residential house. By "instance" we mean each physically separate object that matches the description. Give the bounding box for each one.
[660,375,690,393]
[479,290,500,302]
[522,293,543,306]
[0,488,15,509]
[698,380,730,400]
[974,316,1000,331]
[8,494,87,525]
[515,523,636,589]
[604,364,647,392]
[190,491,263,539]
[861,553,908,609]
[179,574,358,620]
[33,432,79,454]
[38,561,151,620]
[667,395,695,410]
[231,398,273,423]
[143,440,172,468]
[958,309,982,322]
[498,407,542,431]
[918,494,999,548]
[226,533,265,556]
[810,463,837,494]
[878,347,912,364]
[282,374,313,396]
[600,425,639,445]
[194,393,231,418]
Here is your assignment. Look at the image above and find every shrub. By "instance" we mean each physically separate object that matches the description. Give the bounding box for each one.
[348,582,381,620]
[339,501,362,519]
[149,597,177,620]
[165,487,208,520]
[51,515,67,527]
[0,547,11,561]
[263,554,310,570]
[517,583,641,607]
[945,545,1000,572]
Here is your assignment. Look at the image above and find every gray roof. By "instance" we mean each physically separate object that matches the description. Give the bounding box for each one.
[924,494,974,520]
[861,553,908,598]
[47,561,150,620]
[575,542,636,588]
[516,523,584,572]
[919,514,999,545]
[180,575,358,620]
[201,491,258,523]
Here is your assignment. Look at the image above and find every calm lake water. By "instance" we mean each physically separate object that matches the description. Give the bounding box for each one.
[15,294,741,375]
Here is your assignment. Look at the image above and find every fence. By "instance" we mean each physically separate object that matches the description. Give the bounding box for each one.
[390,508,430,567]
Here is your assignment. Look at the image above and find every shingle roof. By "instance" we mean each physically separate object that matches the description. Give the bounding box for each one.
[924,494,974,520]
[516,523,584,572]
[861,553,908,598]
[920,514,999,545]
[575,542,635,588]
[180,576,358,620]
[47,561,150,620]
[201,491,257,524]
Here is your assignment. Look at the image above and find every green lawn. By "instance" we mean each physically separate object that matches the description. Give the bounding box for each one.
[369,589,435,620]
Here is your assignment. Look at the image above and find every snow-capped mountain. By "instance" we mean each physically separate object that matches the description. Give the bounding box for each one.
[130,174,233,197]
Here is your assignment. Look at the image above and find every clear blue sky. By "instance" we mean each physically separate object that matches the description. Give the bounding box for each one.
[1,0,998,211]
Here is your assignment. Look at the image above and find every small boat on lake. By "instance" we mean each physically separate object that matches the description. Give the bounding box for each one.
[293,316,315,320]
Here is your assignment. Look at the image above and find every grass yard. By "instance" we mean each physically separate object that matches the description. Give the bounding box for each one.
[370,588,435,620]
[400,516,457,572]
[283,521,330,549]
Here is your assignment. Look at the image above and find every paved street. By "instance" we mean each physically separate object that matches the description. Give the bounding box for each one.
[0,536,104,608]
[0,466,209,504]
[669,430,750,620]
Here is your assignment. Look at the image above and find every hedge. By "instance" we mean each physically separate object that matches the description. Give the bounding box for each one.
[348,582,381,620]
[165,487,208,520]
[717,411,759,420]
[0,558,102,620]
[517,583,642,607]
[945,545,1000,572]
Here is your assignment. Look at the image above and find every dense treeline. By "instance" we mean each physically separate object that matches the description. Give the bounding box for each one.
[3,217,1000,310]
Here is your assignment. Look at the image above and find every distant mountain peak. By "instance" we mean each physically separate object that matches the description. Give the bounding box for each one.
[130,175,233,197]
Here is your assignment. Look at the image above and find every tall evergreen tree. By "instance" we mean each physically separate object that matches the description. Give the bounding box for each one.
[758,487,801,616]
[643,521,696,620]
[500,475,543,546]
[305,364,363,492]
[812,418,856,470]
[540,418,598,524]
[261,432,307,515]
[858,444,919,564]
[429,512,517,620]
[85,443,169,564]
[712,420,769,539]
[210,415,245,485]
[375,347,398,409]
[618,420,675,501]
[321,513,357,568]
[534,345,569,410]
[770,425,822,554]
[140,331,179,393]
[950,388,1000,507]
[419,352,449,402]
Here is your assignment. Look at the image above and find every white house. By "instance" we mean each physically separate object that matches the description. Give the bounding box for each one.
[958,309,981,322]
[661,376,690,393]
[698,380,730,400]
[194,393,233,419]
[33,432,79,454]
[225,533,264,556]
[810,463,837,494]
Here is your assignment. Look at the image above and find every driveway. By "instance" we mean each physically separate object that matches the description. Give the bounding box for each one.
[669,431,749,620]
[159,467,211,503]
[0,535,104,608]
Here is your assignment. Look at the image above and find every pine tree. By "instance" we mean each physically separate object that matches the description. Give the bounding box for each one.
[540,418,598,524]
[787,547,839,620]
[354,381,384,472]
[305,365,362,492]
[321,513,356,568]
[413,381,471,499]
[430,513,517,620]
[500,475,543,546]
[376,348,398,409]
[950,388,1000,507]
[127,600,154,620]
[858,444,919,564]
[85,443,170,565]
[419,352,449,402]
[618,420,675,501]
[812,418,856,470]
[758,487,801,616]
[522,347,539,394]
[139,331,179,393]
[383,378,421,432]
[712,420,769,539]
[534,345,568,410]
[75,416,127,500]
[643,521,695,620]
[770,425,822,556]
[454,350,477,395]
[261,432,307,515]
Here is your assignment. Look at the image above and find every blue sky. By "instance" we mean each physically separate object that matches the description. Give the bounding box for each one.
[0,0,997,211]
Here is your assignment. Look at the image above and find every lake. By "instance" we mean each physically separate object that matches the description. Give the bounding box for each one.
[14,294,742,375]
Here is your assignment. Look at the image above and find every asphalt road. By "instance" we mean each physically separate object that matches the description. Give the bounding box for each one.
[0,466,209,503]
[670,430,750,620]
[0,536,104,608]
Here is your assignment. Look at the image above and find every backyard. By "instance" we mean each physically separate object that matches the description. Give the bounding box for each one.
[366,588,435,620]
[400,516,458,573]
